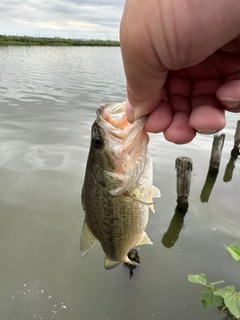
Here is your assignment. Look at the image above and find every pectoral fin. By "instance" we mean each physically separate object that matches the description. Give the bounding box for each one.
[125,191,154,207]
[151,185,161,198]
[80,219,97,258]
[136,231,153,246]
[148,185,161,212]
[104,256,121,270]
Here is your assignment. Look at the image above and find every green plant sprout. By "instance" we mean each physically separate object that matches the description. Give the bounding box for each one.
[188,243,240,319]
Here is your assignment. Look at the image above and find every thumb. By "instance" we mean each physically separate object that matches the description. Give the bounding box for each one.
[125,70,167,121]
[120,2,168,121]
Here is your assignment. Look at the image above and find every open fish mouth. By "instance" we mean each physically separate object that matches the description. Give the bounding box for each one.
[96,102,147,139]
[93,102,149,195]
[97,102,128,128]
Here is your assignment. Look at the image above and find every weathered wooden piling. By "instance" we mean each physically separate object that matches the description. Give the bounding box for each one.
[209,133,225,172]
[175,157,193,212]
[231,120,240,157]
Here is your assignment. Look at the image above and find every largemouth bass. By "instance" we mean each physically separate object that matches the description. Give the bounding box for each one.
[80,102,160,269]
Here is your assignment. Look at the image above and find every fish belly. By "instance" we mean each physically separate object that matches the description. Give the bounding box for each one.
[84,186,148,262]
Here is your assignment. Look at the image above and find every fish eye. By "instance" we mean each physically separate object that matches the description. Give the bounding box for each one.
[92,136,102,148]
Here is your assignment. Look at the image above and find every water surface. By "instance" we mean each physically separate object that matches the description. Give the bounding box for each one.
[0,46,239,320]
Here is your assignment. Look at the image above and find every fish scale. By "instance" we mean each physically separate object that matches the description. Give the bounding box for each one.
[80,102,160,270]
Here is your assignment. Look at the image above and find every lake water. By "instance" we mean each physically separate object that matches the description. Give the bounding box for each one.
[0,46,239,320]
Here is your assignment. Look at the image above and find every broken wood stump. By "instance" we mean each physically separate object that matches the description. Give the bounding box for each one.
[231,120,240,157]
[175,157,193,212]
[209,133,225,173]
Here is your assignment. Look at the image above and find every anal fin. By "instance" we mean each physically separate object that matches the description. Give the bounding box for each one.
[136,231,153,246]
[104,256,121,270]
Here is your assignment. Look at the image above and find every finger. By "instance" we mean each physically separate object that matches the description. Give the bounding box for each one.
[125,100,135,123]
[221,35,240,54]
[169,51,240,79]
[190,95,226,133]
[144,100,172,133]
[216,77,240,112]
[161,77,193,142]
[167,77,192,112]
[164,111,196,144]
[188,78,225,133]
[127,87,172,133]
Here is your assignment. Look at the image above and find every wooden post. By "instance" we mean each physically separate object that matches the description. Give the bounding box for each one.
[175,157,192,212]
[209,133,225,172]
[231,120,240,157]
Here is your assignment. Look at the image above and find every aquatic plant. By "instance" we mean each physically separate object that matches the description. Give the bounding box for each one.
[188,243,240,319]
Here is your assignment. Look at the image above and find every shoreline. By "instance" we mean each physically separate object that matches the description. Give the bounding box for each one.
[0,35,120,46]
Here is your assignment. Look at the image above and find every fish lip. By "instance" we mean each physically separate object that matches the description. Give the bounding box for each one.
[96,102,126,139]
[92,102,149,195]
[96,104,147,140]
[98,102,125,117]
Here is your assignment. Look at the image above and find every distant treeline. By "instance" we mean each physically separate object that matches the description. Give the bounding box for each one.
[0,35,120,46]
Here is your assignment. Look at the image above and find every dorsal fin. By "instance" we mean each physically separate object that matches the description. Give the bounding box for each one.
[79,219,97,258]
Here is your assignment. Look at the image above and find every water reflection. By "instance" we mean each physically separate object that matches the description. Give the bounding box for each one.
[200,170,218,203]
[162,207,186,248]
[218,305,238,320]
[223,153,239,182]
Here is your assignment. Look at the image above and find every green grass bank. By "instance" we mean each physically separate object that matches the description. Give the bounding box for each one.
[0,35,120,46]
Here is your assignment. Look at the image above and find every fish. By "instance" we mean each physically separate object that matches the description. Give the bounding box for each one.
[80,102,160,270]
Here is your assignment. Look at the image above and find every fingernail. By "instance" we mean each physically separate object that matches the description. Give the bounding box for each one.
[125,100,135,123]
[219,97,240,108]
[197,130,219,134]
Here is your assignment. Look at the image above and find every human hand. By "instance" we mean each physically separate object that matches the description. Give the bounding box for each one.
[120,0,240,143]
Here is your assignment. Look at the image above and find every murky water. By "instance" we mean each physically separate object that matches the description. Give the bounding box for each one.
[0,46,239,320]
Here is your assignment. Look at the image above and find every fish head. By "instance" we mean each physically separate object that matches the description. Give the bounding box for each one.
[88,102,149,195]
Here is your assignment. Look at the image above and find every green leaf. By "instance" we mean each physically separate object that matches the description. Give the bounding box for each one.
[213,293,225,307]
[188,273,207,285]
[200,287,224,308]
[214,285,236,298]
[213,286,240,317]
[224,291,240,318]
[225,243,240,261]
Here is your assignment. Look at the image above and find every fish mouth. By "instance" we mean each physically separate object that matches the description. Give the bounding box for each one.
[96,102,148,159]
[96,102,147,140]
[96,102,130,138]
[93,102,149,195]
